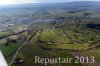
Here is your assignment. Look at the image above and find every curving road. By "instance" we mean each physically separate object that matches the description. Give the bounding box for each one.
[8,29,38,66]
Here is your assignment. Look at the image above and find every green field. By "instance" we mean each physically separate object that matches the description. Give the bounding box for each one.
[12,39,85,66]
[36,29,89,50]
[0,2,100,66]
[82,50,100,62]
[0,32,10,38]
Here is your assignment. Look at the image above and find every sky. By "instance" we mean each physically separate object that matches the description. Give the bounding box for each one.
[0,0,100,5]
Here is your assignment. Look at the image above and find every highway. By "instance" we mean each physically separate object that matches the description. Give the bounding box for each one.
[0,30,27,40]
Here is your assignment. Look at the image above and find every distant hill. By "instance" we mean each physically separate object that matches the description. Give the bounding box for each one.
[0,1,100,9]
[0,1,100,16]
[58,1,100,6]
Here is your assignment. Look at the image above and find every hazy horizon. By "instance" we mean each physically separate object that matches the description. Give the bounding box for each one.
[0,0,100,5]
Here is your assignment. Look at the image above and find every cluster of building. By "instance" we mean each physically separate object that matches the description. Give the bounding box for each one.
[0,16,56,24]
[0,28,7,32]
[89,14,100,18]
[19,25,29,31]
[0,23,14,32]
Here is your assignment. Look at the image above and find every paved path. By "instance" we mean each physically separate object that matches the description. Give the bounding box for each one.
[9,30,38,66]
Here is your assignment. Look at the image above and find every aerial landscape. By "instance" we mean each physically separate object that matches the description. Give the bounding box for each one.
[0,0,100,66]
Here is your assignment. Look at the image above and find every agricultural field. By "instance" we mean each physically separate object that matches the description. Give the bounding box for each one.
[11,37,86,66]
[82,50,100,62]
[0,32,27,63]
[0,1,100,66]
[38,29,89,50]
[0,32,11,38]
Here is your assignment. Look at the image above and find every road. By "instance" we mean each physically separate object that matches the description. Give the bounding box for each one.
[0,30,27,40]
[8,29,38,66]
